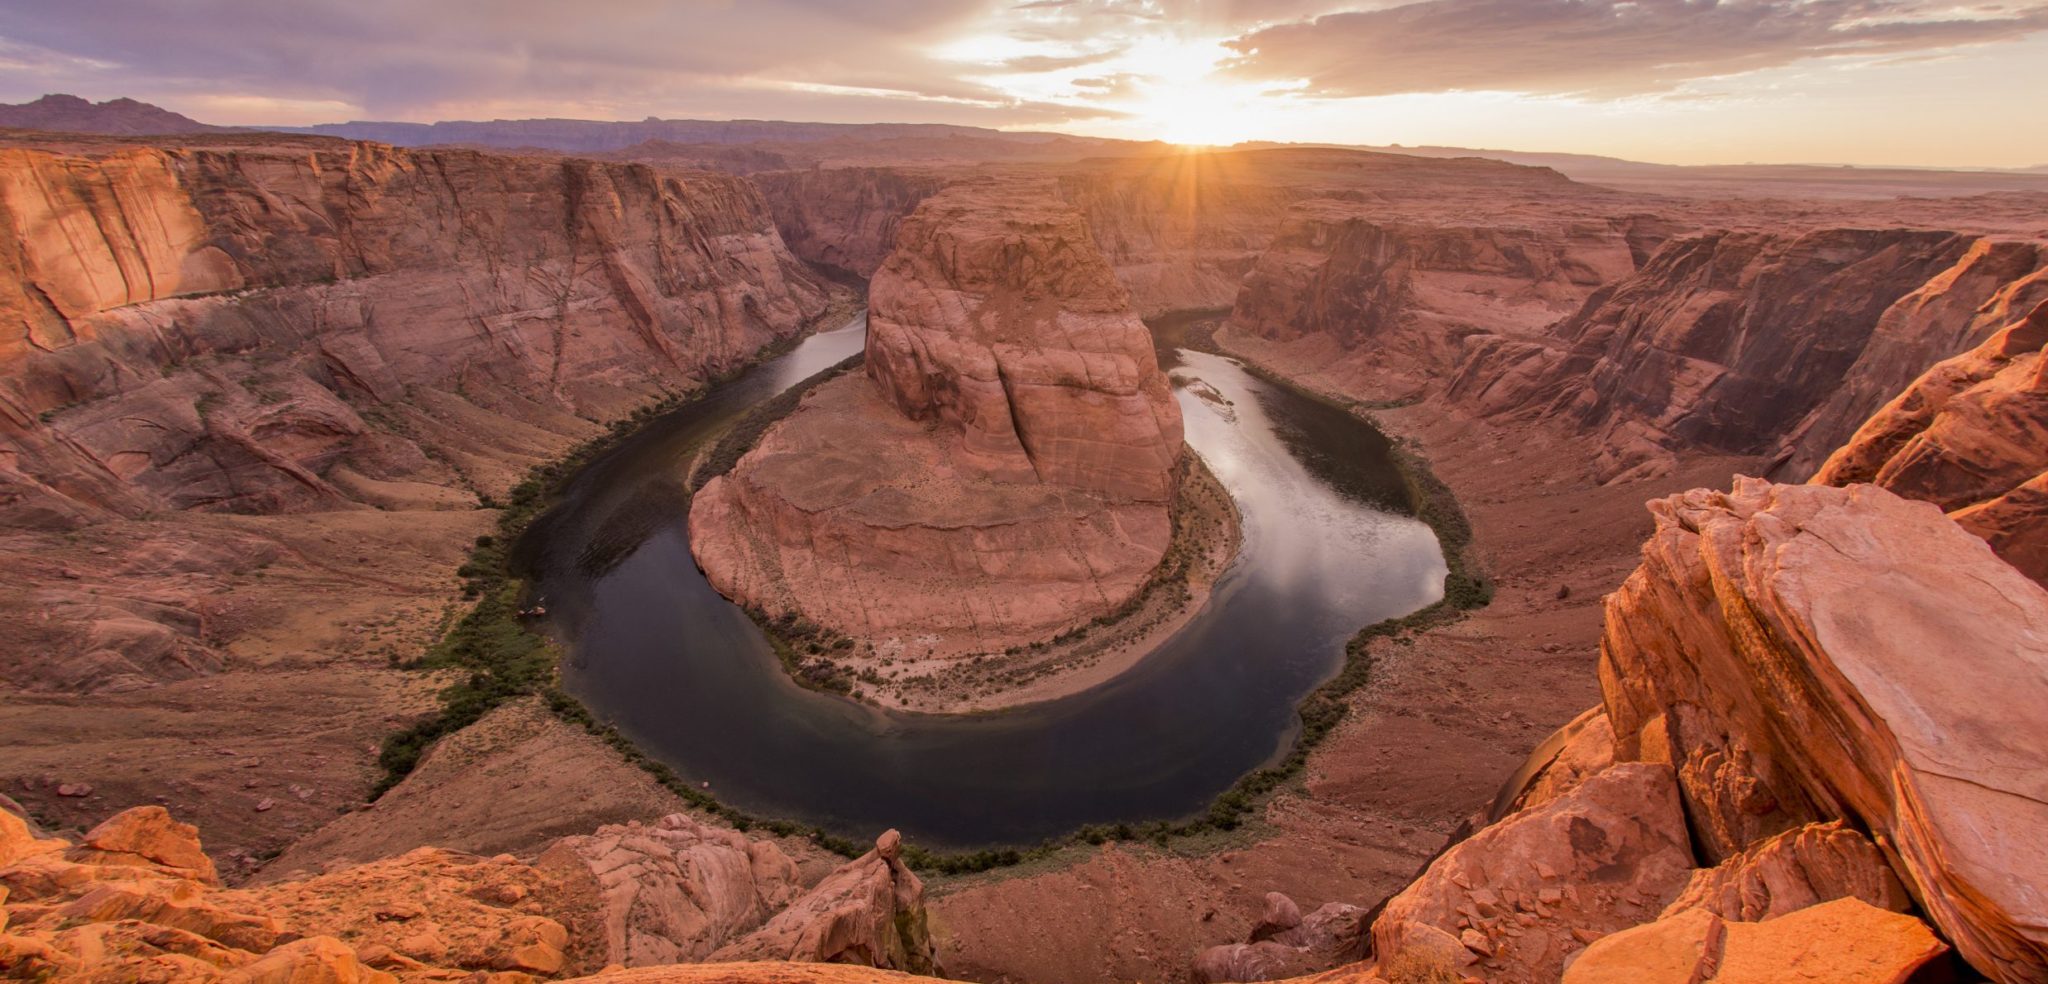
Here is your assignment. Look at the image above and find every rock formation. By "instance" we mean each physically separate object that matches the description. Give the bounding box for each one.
[1220,201,1647,406]
[691,181,1186,657]
[1773,239,2048,478]
[0,132,837,699]
[0,135,832,524]
[1326,477,2046,984]
[1598,479,2048,980]
[539,814,803,967]
[2,805,580,980]
[1813,298,2048,584]
[1562,897,1950,984]
[2,805,936,982]
[1461,230,1978,481]
[1192,891,1366,983]
[1370,763,1697,983]
[710,831,937,974]
[752,168,951,279]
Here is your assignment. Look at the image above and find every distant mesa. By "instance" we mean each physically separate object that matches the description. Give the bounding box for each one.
[0,93,226,135]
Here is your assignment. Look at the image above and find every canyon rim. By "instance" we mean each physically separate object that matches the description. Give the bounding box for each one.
[3,5,2048,984]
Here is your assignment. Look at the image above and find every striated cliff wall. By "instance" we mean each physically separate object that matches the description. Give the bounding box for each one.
[1815,298,2048,584]
[0,138,834,525]
[1444,229,2048,485]
[750,167,952,280]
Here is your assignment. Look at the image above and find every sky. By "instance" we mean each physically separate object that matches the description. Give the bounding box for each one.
[3,0,2047,168]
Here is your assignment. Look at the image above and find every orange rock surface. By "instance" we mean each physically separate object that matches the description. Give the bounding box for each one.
[1599,478,2048,981]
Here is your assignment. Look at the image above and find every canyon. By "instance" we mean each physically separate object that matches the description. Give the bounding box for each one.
[0,101,2045,984]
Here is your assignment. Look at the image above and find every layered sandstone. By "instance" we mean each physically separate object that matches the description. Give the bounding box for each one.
[539,814,803,967]
[1814,298,2048,584]
[1,805,936,982]
[1370,762,1697,983]
[1563,897,1950,984]
[1,136,832,524]
[752,168,951,279]
[1222,202,1645,405]
[1596,479,2048,981]
[0,134,835,698]
[691,182,1186,661]
[1462,230,1977,481]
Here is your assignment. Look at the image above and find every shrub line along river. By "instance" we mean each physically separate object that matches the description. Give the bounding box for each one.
[518,311,1447,850]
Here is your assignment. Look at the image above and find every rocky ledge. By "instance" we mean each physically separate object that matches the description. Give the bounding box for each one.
[690,182,1215,697]
[1358,477,2047,984]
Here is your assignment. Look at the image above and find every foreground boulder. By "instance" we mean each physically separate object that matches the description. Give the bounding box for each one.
[67,805,219,885]
[1563,897,1949,984]
[1371,762,1696,983]
[1193,891,1367,982]
[2,807,588,981]
[710,830,938,975]
[540,813,803,966]
[1660,821,1912,924]
[1598,478,2048,981]
[691,181,1186,657]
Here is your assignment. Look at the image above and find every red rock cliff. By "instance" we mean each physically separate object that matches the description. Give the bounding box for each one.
[1814,298,2048,584]
[1451,229,2047,484]
[0,137,833,524]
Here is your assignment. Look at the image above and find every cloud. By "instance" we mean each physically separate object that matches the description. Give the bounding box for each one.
[1220,0,2048,97]
[0,0,1097,125]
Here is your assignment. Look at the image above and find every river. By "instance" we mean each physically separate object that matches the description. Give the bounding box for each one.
[520,312,1446,849]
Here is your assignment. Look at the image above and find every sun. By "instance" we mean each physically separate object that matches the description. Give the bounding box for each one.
[1111,39,1272,146]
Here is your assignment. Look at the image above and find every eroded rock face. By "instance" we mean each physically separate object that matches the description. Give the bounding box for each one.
[1,137,833,524]
[1661,821,1912,924]
[1195,892,1366,983]
[710,831,937,975]
[539,813,803,967]
[691,182,1185,655]
[1775,240,2048,480]
[752,167,951,279]
[0,806,584,982]
[1813,299,2048,584]
[1228,206,1640,405]
[863,182,1184,501]
[1472,230,1977,482]
[1371,762,1697,984]
[1599,478,2048,982]
[1562,897,1949,984]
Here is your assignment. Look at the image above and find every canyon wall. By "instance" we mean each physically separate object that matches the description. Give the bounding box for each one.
[750,168,952,280]
[1228,205,1642,394]
[1,138,834,525]
[1814,298,2048,584]
[0,135,838,698]
[1445,229,2048,483]
[691,181,1185,659]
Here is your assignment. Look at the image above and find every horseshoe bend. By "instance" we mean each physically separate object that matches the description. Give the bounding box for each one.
[1,30,2047,984]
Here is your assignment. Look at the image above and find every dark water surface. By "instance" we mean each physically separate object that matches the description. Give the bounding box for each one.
[522,312,1446,849]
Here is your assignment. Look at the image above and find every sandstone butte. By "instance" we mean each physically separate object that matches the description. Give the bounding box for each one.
[690,180,1186,660]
